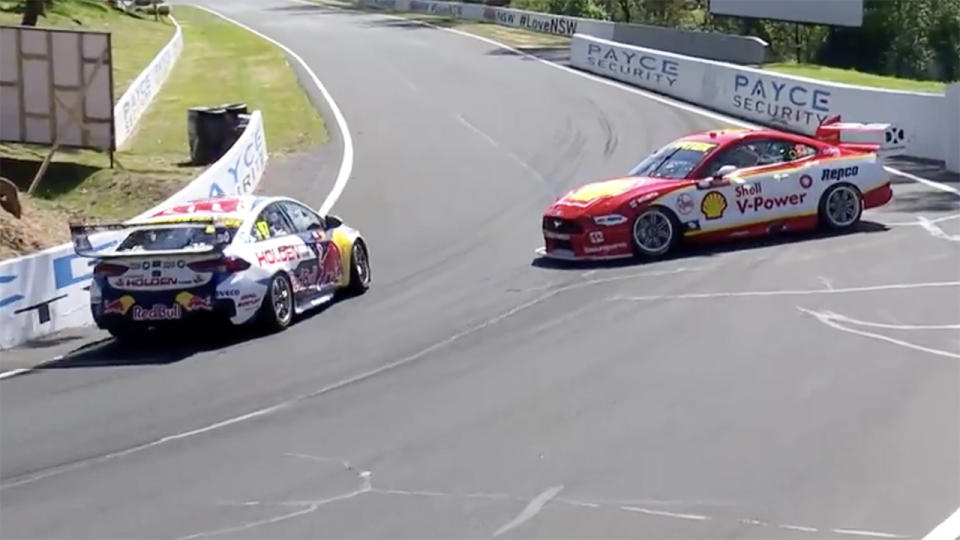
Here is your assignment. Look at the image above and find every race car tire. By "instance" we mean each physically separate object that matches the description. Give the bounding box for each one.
[631,206,680,259]
[819,183,863,231]
[259,272,294,332]
[344,240,371,295]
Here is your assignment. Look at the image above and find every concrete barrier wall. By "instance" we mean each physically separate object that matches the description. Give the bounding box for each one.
[611,22,767,64]
[0,112,269,350]
[571,34,955,168]
[352,0,765,63]
[113,16,184,148]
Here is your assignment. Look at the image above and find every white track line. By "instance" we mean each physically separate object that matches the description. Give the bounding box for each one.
[809,311,960,331]
[797,307,960,360]
[0,368,32,380]
[188,4,354,216]
[918,216,960,242]
[493,485,565,537]
[887,168,960,197]
[833,528,911,538]
[922,506,960,540]
[611,280,960,303]
[315,0,959,196]
[621,506,710,521]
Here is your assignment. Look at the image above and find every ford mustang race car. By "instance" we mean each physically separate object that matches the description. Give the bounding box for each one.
[538,116,896,261]
[70,195,371,339]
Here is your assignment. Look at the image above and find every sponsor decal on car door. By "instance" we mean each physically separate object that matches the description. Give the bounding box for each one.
[697,164,817,233]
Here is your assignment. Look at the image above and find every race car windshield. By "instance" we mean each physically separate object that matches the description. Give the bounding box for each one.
[629,145,712,179]
[115,226,234,252]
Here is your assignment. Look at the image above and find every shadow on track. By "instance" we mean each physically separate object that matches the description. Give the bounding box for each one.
[487,46,571,64]
[27,296,353,371]
[531,220,889,270]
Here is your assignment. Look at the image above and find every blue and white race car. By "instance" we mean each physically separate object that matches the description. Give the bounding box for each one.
[70,195,371,340]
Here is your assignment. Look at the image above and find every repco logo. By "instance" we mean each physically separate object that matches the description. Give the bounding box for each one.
[821,165,859,182]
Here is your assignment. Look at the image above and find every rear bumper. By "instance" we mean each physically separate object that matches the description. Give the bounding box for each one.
[92,285,239,329]
[863,182,893,209]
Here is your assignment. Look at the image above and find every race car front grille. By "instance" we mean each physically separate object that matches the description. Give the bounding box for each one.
[543,216,583,234]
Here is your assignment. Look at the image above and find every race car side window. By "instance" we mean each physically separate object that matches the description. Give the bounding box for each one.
[252,202,295,241]
[701,139,816,177]
[280,201,324,232]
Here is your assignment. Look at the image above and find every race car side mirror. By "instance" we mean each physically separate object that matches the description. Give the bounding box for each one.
[324,215,343,229]
[714,165,737,179]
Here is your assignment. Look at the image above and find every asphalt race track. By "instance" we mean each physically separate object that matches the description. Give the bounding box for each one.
[2,1,959,538]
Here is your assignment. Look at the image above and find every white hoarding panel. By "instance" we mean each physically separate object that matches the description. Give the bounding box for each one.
[572,34,952,165]
[709,0,863,27]
[0,25,115,151]
[112,19,183,147]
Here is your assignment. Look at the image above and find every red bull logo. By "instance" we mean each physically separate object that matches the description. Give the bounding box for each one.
[102,295,135,315]
[175,291,213,312]
[132,304,182,321]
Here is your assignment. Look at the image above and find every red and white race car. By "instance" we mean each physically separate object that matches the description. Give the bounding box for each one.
[538,117,896,261]
[70,195,371,339]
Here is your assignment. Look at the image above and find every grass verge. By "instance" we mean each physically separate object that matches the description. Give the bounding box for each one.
[1,5,327,260]
[763,62,946,93]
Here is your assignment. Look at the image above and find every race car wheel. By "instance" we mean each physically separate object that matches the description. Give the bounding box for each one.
[631,206,678,258]
[260,272,293,332]
[820,183,863,231]
[345,240,371,295]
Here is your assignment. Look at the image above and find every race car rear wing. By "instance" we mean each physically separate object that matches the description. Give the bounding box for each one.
[814,115,905,157]
[69,221,232,259]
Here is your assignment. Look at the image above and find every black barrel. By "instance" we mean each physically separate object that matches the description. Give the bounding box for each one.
[218,103,250,155]
[187,106,232,165]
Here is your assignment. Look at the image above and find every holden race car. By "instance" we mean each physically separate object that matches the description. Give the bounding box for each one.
[538,116,896,262]
[69,195,371,339]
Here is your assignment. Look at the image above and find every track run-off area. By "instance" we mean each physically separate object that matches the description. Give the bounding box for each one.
[1,0,958,538]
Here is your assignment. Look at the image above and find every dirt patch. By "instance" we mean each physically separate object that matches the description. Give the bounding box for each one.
[0,196,73,260]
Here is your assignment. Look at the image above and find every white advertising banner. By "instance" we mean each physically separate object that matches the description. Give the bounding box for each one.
[482,6,612,39]
[113,18,184,147]
[572,34,952,165]
[0,111,269,350]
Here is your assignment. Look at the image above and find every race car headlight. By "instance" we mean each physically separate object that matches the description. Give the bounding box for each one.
[593,214,628,226]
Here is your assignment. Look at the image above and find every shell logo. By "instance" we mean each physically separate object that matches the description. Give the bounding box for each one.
[701,191,727,220]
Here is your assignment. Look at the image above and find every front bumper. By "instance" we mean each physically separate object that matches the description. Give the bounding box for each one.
[540,217,634,261]
[535,246,633,261]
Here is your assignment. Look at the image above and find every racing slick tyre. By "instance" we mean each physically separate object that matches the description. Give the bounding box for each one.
[819,183,863,231]
[631,206,680,259]
[344,240,371,296]
[259,272,294,332]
